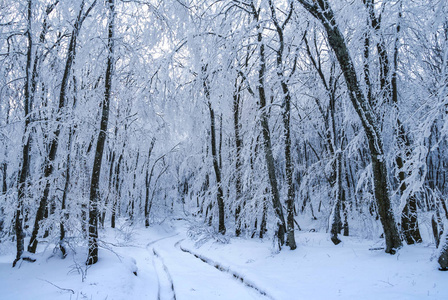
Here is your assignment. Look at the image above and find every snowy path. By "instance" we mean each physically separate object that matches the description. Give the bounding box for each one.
[152,248,177,300]
[2,220,447,300]
[145,232,269,300]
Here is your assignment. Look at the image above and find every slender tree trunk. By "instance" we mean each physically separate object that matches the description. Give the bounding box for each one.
[393,3,422,244]
[269,0,296,250]
[233,78,243,236]
[127,152,139,223]
[13,0,33,267]
[111,152,123,229]
[202,67,226,235]
[87,0,115,265]
[297,0,402,253]
[0,162,6,232]
[330,153,343,245]
[342,157,350,236]
[259,196,268,239]
[144,138,155,227]
[28,0,96,254]
[59,125,74,258]
[251,1,287,246]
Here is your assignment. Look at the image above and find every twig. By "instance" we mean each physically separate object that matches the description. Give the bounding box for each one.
[39,279,75,294]
[369,247,385,251]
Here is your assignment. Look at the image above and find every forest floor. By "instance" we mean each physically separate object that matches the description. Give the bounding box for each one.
[0,217,447,300]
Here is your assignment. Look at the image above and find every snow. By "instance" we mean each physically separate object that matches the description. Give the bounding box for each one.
[0,219,447,300]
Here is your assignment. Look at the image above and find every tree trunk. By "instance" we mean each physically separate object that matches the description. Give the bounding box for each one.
[438,227,448,270]
[330,153,343,245]
[202,67,226,235]
[251,2,287,246]
[144,138,156,227]
[111,152,123,229]
[269,0,296,250]
[297,0,402,254]
[13,0,33,267]
[87,0,115,265]
[28,0,95,254]
[59,125,74,258]
[233,78,243,236]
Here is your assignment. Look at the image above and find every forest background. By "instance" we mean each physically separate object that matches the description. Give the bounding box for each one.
[0,0,448,270]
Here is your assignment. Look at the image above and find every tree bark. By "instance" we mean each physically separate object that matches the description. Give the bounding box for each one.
[87,0,115,265]
[13,0,33,267]
[111,152,123,229]
[251,1,287,246]
[28,0,96,254]
[144,138,156,227]
[269,0,296,250]
[297,0,402,254]
[330,153,343,245]
[202,66,226,235]
[233,77,243,236]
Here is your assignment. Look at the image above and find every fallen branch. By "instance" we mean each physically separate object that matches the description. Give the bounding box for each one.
[39,279,75,294]
[369,247,385,251]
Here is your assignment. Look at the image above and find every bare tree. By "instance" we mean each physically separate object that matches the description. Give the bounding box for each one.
[296,0,402,254]
[28,0,97,254]
[268,0,296,249]
[87,0,115,265]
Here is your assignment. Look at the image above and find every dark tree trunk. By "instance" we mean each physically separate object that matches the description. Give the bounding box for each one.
[304,29,346,245]
[439,226,448,270]
[28,0,96,254]
[144,138,155,227]
[87,0,115,265]
[391,4,422,244]
[432,206,444,248]
[342,158,350,237]
[330,153,343,245]
[13,0,33,267]
[251,2,287,246]
[269,0,296,250]
[259,197,268,239]
[128,152,139,223]
[59,125,74,258]
[202,67,226,235]
[233,78,243,236]
[111,152,123,229]
[297,0,402,254]
[0,162,6,232]
[363,0,422,244]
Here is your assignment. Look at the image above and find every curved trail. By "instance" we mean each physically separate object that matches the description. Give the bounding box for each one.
[146,232,270,300]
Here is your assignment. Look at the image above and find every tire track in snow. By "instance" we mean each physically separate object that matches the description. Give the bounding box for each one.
[146,233,179,247]
[152,248,177,300]
[177,242,275,300]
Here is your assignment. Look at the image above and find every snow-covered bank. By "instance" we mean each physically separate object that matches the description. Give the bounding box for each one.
[0,219,446,300]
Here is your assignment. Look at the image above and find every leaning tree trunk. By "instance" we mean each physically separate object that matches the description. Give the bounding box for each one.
[363,0,421,244]
[86,0,115,265]
[297,0,402,254]
[28,0,96,254]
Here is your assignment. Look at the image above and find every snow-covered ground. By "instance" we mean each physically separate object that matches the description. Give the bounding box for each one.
[0,218,446,300]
